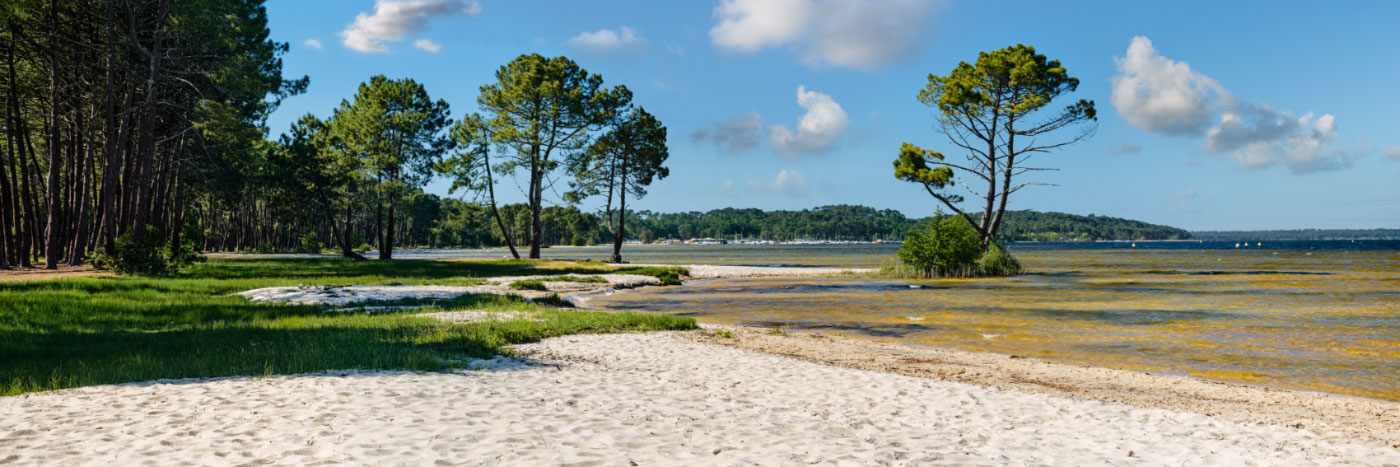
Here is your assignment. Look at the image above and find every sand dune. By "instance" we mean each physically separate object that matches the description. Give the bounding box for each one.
[3,332,1396,466]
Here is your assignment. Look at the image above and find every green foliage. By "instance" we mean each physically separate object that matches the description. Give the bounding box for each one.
[529,294,576,308]
[897,215,982,277]
[106,226,170,275]
[571,233,588,246]
[256,243,275,254]
[474,53,632,257]
[653,269,683,286]
[0,258,695,396]
[355,243,374,254]
[976,241,1023,276]
[299,232,324,254]
[900,44,1097,246]
[509,279,549,291]
[166,222,208,269]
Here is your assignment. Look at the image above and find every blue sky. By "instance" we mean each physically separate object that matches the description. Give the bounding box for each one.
[265,0,1400,230]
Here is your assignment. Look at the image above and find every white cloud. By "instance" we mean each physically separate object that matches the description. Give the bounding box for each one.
[1111,36,1227,135]
[1384,145,1400,161]
[303,38,324,50]
[1211,111,1354,173]
[749,169,810,196]
[710,0,811,52]
[413,39,442,53]
[709,0,936,70]
[340,0,480,52]
[690,112,764,153]
[1113,36,1355,174]
[769,86,849,156]
[567,27,648,55]
[716,180,735,194]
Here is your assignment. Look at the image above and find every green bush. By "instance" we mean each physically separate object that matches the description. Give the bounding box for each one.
[897,215,981,277]
[255,243,274,254]
[570,233,588,246]
[976,241,1022,276]
[890,214,1021,278]
[166,221,206,269]
[355,242,373,254]
[102,226,169,275]
[298,232,324,254]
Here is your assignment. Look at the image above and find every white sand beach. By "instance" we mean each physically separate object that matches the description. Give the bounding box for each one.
[3,331,1397,466]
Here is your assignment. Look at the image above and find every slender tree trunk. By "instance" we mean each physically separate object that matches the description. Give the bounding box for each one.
[382,195,395,259]
[129,2,165,245]
[340,202,365,260]
[481,149,518,259]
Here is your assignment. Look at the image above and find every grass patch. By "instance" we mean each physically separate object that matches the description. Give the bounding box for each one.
[509,279,549,291]
[0,257,694,396]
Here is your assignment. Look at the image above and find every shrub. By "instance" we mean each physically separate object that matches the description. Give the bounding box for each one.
[976,241,1022,276]
[355,242,373,254]
[298,232,324,254]
[890,213,1022,278]
[166,221,206,269]
[255,243,274,254]
[102,226,169,275]
[897,215,981,277]
[570,233,588,246]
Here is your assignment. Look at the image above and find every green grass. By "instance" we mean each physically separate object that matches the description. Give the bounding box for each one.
[0,257,695,396]
[508,279,548,290]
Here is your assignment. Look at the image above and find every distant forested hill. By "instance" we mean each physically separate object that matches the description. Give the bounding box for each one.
[1190,229,1400,241]
[620,206,1189,242]
[971,210,1192,242]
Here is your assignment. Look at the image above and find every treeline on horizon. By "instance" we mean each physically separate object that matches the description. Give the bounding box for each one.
[1190,229,1400,241]
[371,200,1193,249]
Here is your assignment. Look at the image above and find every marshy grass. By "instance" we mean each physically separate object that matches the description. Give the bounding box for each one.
[0,257,695,396]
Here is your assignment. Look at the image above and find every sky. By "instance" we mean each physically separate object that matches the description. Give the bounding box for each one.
[263,0,1400,231]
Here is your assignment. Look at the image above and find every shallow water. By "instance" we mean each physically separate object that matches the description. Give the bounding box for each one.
[574,244,1400,401]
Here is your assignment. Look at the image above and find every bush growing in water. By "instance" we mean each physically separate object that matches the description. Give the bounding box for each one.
[888,214,1021,278]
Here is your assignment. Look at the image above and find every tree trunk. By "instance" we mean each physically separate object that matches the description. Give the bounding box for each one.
[340,203,365,260]
[482,149,518,259]
[381,196,394,259]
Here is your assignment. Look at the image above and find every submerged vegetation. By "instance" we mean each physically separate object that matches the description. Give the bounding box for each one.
[0,258,695,396]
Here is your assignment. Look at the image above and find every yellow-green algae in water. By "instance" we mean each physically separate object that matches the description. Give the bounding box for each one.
[591,249,1400,401]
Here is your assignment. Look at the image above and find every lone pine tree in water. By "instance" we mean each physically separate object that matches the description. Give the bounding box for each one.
[895,44,1097,249]
[567,107,671,263]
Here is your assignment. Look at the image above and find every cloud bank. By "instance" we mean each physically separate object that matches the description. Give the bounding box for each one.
[341,0,480,52]
[709,0,936,70]
[1112,36,1355,173]
[769,86,849,156]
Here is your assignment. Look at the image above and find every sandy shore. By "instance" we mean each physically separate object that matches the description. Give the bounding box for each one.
[3,331,1397,466]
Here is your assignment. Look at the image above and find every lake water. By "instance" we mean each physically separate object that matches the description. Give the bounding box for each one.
[408,242,1400,401]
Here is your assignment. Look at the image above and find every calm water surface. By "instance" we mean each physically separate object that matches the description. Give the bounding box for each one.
[414,242,1400,400]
